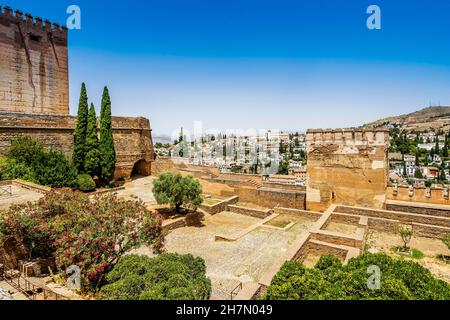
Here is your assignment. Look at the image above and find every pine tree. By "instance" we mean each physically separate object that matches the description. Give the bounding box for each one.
[443,135,449,158]
[99,86,116,184]
[72,83,89,173]
[84,103,100,177]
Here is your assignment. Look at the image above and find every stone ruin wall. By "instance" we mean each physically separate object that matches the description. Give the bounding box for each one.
[0,7,69,115]
[306,128,390,212]
[0,112,155,179]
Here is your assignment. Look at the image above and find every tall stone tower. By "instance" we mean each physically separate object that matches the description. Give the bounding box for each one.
[0,6,69,115]
[306,128,390,211]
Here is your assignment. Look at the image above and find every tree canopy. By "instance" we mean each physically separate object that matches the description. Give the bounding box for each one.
[264,253,450,300]
[152,172,203,213]
[99,253,211,300]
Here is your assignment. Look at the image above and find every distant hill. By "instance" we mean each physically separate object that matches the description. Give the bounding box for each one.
[363,106,450,132]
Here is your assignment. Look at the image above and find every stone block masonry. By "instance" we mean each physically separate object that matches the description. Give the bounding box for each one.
[0,112,155,179]
[0,7,69,115]
[306,128,390,212]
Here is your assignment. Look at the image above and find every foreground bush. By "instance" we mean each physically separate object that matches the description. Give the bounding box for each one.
[264,253,450,300]
[152,172,203,213]
[99,253,211,300]
[0,190,164,290]
[1,137,77,188]
[77,174,96,192]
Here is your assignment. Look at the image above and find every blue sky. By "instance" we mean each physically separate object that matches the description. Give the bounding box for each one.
[3,0,450,137]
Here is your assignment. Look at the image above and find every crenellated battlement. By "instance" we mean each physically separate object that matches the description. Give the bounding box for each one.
[0,6,67,40]
[306,128,390,147]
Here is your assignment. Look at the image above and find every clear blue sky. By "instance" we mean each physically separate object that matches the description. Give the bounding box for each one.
[3,0,450,137]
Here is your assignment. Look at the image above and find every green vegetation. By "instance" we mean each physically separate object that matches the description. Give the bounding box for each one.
[152,172,203,213]
[99,86,116,185]
[99,254,211,300]
[264,253,450,300]
[411,248,424,259]
[398,225,413,252]
[77,174,96,192]
[72,83,89,173]
[84,103,101,177]
[0,190,164,291]
[0,137,77,188]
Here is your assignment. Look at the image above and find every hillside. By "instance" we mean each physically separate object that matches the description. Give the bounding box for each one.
[363,106,450,132]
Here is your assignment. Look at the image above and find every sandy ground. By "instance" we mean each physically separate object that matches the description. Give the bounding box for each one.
[365,230,450,283]
[325,222,358,235]
[0,185,43,210]
[132,211,315,300]
[114,176,157,208]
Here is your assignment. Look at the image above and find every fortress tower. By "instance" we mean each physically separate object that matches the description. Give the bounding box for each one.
[306,128,390,211]
[0,7,69,114]
[0,7,154,179]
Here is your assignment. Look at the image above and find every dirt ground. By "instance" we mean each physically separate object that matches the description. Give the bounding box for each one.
[132,211,315,300]
[365,230,450,283]
[325,222,359,235]
[114,176,157,208]
[265,213,314,228]
[0,185,43,210]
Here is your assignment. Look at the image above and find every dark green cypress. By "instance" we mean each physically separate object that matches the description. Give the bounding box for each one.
[72,83,89,173]
[84,103,100,177]
[99,86,116,184]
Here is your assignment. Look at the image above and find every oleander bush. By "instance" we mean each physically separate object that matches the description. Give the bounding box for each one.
[264,253,450,300]
[0,190,164,291]
[99,253,211,300]
[77,174,96,192]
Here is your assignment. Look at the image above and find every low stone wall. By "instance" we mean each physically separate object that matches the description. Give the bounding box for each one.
[222,187,306,210]
[273,207,322,220]
[199,196,239,215]
[367,217,399,233]
[162,217,186,231]
[227,204,272,219]
[11,180,51,193]
[335,206,450,228]
[385,200,450,218]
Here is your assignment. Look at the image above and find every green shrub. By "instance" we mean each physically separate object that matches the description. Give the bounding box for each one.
[32,151,77,188]
[77,174,96,192]
[1,137,77,188]
[100,253,211,300]
[264,253,450,300]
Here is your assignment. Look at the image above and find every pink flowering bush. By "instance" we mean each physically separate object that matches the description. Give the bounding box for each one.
[0,189,164,291]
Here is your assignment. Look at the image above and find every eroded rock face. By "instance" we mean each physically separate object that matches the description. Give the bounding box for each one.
[306,129,390,211]
[0,237,29,270]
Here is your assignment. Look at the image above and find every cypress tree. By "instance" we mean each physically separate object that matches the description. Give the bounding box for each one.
[84,103,100,177]
[99,86,116,184]
[72,83,89,173]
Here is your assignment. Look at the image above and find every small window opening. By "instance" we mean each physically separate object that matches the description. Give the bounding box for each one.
[29,34,41,42]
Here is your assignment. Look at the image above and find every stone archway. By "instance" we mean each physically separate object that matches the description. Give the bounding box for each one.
[131,159,151,177]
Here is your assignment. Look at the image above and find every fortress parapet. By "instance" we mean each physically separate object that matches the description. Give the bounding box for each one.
[306,128,390,212]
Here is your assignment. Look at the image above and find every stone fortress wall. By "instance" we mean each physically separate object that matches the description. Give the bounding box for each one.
[306,128,390,211]
[0,112,154,179]
[0,6,155,179]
